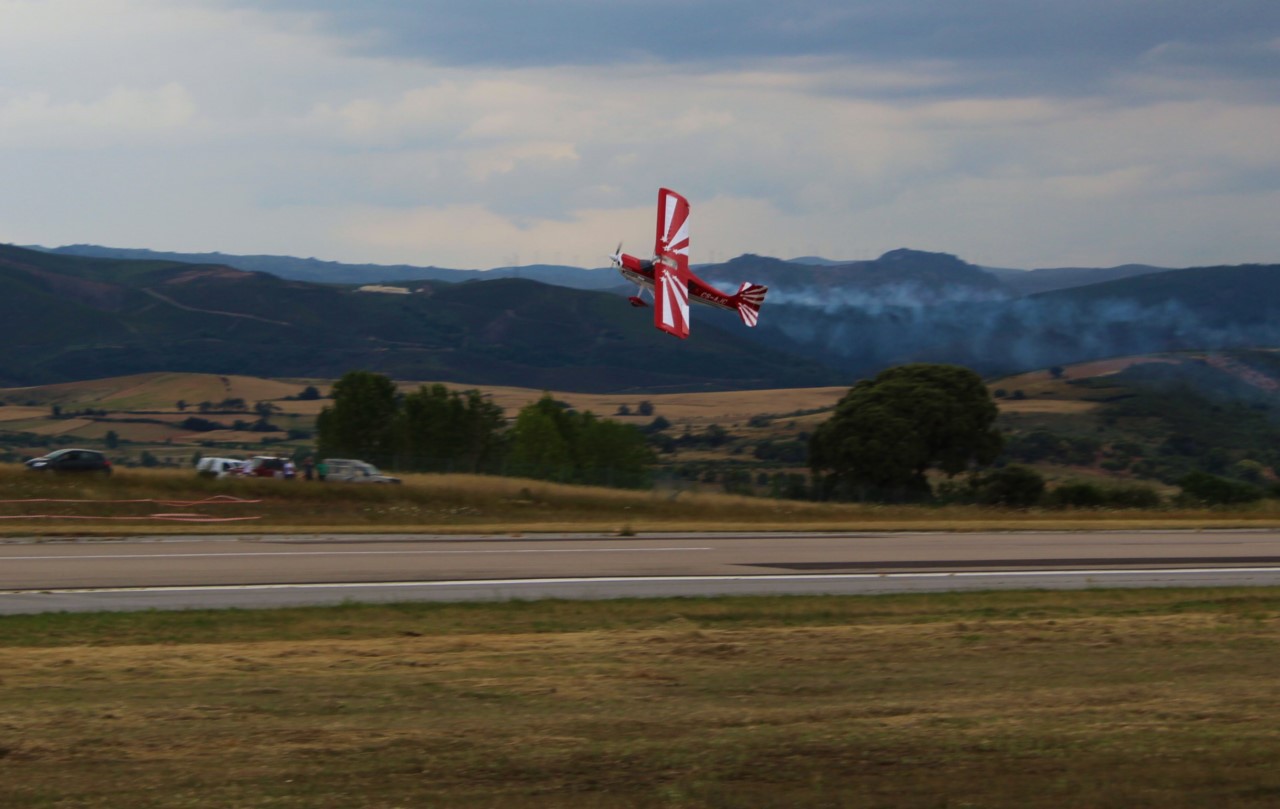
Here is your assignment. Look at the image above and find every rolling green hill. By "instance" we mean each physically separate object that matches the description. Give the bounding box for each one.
[991,351,1280,485]
[0,244,839,392]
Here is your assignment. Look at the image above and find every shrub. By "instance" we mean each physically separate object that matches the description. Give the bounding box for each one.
[753,439,808,463]
[1104,485,1163,509]
[641,416,671,434]
[975,465,1045,507]
[1047,482,1107,508]
[1178,471,1263,505]
[1047,482,1163,509]
[181,416,226,432]
[1231,459,1266,484]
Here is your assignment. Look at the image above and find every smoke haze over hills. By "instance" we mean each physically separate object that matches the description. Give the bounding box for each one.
[19,243,1280,387]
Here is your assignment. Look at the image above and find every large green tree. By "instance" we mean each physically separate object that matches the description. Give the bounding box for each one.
[810,363,1002,500]
[508,395,654,487]
[315,371,399,466]
[395,384,506,473]
[507,398,573,480]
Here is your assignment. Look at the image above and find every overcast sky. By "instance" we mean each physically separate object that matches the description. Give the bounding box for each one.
[2,0,1278,269]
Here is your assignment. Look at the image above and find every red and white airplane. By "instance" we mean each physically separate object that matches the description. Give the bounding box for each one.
[609,188,767,339]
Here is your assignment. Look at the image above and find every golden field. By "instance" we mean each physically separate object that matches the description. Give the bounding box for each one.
[0,372,845,465]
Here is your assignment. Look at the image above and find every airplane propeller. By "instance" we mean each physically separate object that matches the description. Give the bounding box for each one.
[608,242,623,267]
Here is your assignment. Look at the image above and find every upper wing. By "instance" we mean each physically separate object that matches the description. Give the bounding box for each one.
[654,188,690,272]
[652,188,692,338]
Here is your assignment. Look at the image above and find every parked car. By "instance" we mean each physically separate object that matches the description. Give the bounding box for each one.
[196,457,244,478]
[25,448,112,475]
[323,458,401,484]
[237,456,294,479]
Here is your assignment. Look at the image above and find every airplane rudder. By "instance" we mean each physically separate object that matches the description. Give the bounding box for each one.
[734,282,766,327]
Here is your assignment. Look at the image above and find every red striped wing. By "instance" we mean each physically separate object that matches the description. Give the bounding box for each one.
[653,261,691,339]
[654,188,690,272]
[652,188,691,338]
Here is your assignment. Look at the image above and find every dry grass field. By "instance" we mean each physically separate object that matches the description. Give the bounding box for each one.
[4,589,1280,807]
[0,354,1243,443]
[0,361,1188,485]
[1,466,1278,536]
[1,372,845,424]
[466,385,848,428]
[994,399,1100,415]
[0,405,50,423]
[0,372,308,411]
[0,359,1267,502]
[0,373,844,471]
[991,355,1185,402]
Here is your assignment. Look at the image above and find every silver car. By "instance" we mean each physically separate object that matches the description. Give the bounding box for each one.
[323,458,401,484]
[196,457,244,478]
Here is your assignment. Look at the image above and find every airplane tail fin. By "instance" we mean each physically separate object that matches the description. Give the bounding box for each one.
[733,282,767,328]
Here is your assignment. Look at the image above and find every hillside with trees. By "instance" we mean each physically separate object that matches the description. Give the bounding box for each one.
[16,242,1280,392]
[0,244,838,392]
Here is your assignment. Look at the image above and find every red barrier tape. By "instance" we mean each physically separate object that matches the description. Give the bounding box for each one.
[0,495,262,521]
[0,495,261,506]
[0,514,262,521]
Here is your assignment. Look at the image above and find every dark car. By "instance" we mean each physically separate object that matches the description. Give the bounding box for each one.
[25,448,113,475]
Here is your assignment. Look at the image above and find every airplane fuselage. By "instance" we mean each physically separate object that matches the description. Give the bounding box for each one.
[609,188,766,338]
[616,257,736,313]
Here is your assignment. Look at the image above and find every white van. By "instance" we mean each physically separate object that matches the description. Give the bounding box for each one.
[196,457,244,478]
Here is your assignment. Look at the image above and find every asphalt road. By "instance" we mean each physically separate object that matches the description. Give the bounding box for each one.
[5,529,1280,614]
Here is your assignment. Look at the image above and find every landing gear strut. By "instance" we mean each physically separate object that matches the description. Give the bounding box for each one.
[628,285,653,307]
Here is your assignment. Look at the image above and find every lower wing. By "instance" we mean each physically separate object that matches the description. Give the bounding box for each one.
[653,262,691,339]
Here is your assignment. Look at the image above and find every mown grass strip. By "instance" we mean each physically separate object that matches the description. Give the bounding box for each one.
[5,587,1280,647]
[4,588,1280,808]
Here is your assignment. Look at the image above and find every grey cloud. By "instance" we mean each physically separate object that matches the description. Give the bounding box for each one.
[1137,36,1280,93]
[230,0,1280,97]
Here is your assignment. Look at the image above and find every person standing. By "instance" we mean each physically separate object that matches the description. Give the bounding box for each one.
[316,459,328,482]
[302,456,315,481]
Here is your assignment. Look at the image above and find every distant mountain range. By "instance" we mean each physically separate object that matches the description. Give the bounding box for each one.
[34,244,627,290]
[0,244,836,391]
[37,243,1172,297]
[11,242,1280,390]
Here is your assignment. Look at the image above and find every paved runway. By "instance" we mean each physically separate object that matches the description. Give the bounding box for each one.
[5,529,1280,614]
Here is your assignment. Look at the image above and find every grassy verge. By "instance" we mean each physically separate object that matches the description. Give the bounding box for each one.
[4,466,1280,536]
[4,589,1280,807]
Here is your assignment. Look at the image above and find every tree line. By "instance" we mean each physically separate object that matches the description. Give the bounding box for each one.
[311,365,1268,507]
[314,371,653,487]
[805,362,1278,508]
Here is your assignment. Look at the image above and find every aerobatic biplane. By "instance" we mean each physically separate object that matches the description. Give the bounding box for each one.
[609,188,767,339]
